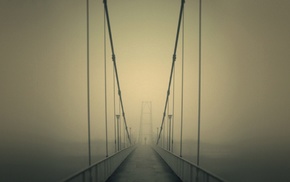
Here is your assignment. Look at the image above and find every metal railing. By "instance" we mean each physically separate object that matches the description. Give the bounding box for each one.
[61,145,136,182]
[153,145,227,182]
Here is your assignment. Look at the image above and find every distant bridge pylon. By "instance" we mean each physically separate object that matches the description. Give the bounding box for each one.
[138,101,153,145]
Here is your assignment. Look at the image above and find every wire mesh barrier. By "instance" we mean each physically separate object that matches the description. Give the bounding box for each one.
[61,145,136,182]
[153,145,227,182]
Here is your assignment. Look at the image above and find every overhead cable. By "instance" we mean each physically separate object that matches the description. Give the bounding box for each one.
[157,0,185,145]
[103,0,131,144]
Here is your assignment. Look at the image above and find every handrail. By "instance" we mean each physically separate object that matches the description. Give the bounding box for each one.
[153,145,227,182]
[60,145,136,182]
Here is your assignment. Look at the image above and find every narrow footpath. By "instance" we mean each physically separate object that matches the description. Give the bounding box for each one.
[106,145,181,182]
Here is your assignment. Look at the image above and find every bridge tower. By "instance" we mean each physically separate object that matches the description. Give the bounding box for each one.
[138,101,153,145]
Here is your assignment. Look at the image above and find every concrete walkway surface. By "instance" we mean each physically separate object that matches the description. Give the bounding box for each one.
[106,145,181,182]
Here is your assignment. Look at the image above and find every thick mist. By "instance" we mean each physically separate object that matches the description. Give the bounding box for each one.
[1,0,290,181]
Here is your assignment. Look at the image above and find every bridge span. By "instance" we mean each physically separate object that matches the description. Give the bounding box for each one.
[62,0,225,181]
[62,144,225,182]
[2,0,290,181]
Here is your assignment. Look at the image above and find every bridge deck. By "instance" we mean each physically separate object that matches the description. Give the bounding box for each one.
[106,145,181,182]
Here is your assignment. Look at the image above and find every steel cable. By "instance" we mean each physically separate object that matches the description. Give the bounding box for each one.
[103,0,131,144]
[157,0,185,145]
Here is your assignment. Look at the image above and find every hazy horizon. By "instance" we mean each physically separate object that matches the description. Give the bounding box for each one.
[1,0,290,181]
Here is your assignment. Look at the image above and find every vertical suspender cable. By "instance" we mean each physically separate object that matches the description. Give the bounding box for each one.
[86,0,91,166]
[113,68,116,152]
[123,113,126,148]
[180,9,185,157]
[197,0,202,166]
[139,102,143,144]
[172,67,175,153]
[119,101,121,149]
[167,98,170,150]
[117,115,120,151]
[104,8,109,158]
[162,116,165,147]
[150,102,153,145]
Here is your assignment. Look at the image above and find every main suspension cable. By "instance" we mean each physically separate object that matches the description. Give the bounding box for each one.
[103,0,131,144]
[157,0,185,145]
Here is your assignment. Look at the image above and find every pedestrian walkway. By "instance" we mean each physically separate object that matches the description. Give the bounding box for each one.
[106,145,181,182]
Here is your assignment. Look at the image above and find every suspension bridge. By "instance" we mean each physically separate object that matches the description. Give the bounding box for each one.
[2,0,290,181]
[60,0,226,181]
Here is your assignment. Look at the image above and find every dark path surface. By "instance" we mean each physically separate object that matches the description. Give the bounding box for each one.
[106,145,181,182]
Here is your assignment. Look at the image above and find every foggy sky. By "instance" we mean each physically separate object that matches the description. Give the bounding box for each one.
[1,0,290,181]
